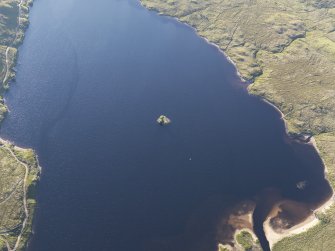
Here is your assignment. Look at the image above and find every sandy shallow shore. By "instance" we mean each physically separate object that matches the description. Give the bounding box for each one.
[262,97,334,249]
[264,195,334,248]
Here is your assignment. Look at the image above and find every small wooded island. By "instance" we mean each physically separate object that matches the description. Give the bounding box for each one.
[157,115,171,126]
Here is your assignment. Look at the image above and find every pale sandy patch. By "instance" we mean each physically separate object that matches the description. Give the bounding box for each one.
[264,195,334,248]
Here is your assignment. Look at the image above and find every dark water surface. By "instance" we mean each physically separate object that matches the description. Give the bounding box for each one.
[1,0,331,250]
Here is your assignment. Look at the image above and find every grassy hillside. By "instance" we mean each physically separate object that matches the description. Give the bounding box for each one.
[0,141,39,251]
[141,0,335,250]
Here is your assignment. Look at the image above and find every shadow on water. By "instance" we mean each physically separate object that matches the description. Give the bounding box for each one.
[38,31,79,151]
[0,0,332,251]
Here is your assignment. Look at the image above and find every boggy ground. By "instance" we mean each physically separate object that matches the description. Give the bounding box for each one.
[0,1,39,251]
[140,0,335,250]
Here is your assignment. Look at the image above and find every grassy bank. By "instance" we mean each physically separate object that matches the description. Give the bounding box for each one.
[140,0,335,250]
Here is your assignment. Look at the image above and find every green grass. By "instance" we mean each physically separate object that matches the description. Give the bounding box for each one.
[273,206,335,251]
[0,0,31,87]
[0,142,40,251]
[236,231,254,250]
[218,244,230,251]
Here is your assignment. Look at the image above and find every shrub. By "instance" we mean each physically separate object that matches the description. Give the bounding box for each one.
[236,230,254,250]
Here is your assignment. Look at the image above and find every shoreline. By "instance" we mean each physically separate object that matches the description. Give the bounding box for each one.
[0,0,39,250]
[264,195,334,248]
[260,99,334,247]
[138,2,247,84]
[139,1,334,249]
[233,228,260,250]
[0,138,40,251]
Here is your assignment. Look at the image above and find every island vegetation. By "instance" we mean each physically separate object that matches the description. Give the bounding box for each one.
[235,230,261,251]
[0,1,39,251]
[141,0,335,250]
[157,115,171,125]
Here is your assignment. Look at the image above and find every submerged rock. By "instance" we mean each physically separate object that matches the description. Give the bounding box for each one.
[157,115,171,126]
[296,180,307,190]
